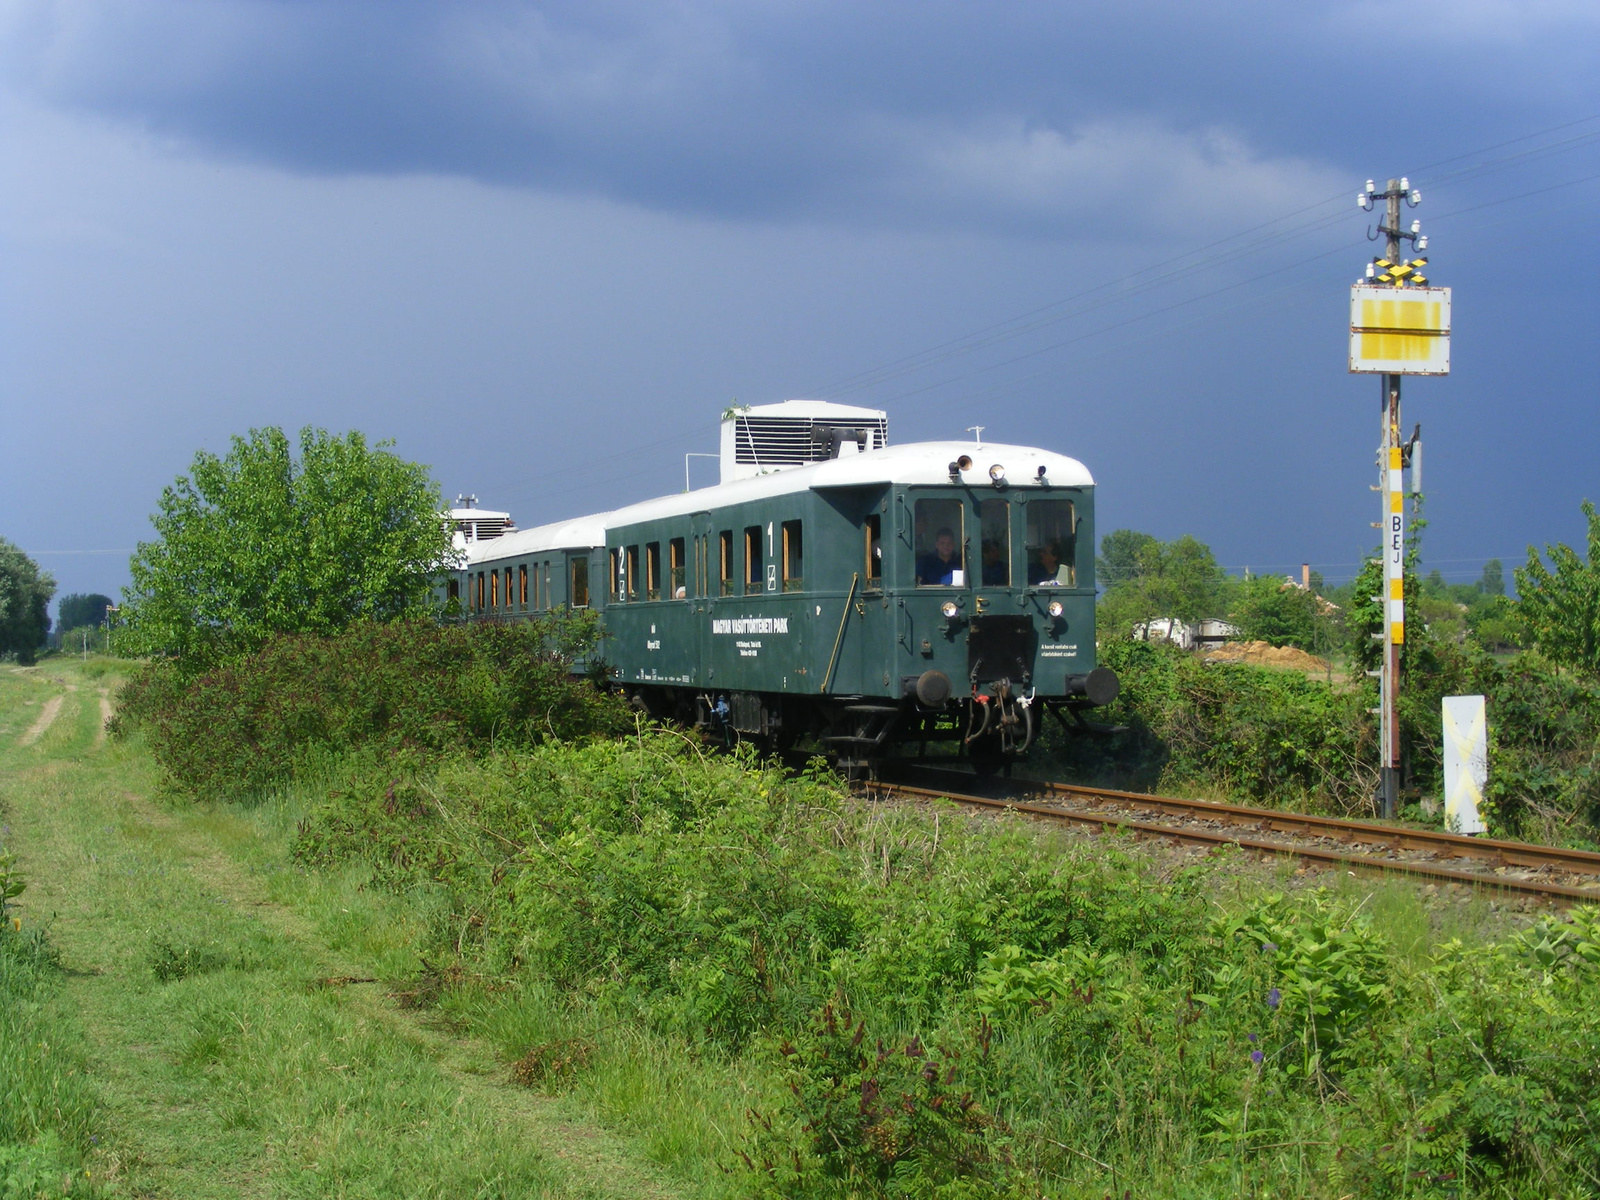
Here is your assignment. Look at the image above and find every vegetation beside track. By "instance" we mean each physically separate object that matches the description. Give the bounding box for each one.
[102,620,1600,1197]
[1040,637,1600,848]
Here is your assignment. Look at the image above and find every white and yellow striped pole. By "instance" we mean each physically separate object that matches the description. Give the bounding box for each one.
[1380,417,1404,818]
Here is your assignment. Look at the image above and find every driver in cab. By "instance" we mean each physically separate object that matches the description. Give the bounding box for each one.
[916,528,962,586]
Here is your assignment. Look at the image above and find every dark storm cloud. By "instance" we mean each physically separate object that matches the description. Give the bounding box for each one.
[11,1,1594,237]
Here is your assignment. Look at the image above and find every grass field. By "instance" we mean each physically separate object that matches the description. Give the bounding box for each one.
[0,658,698,1199]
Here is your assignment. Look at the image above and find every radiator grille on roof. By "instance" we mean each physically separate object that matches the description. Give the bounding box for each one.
[732,416,889,467]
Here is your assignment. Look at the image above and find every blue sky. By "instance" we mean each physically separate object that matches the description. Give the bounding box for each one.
[3,1,1597,613]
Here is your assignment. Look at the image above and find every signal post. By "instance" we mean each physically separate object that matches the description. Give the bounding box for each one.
[1350,178,1449,819]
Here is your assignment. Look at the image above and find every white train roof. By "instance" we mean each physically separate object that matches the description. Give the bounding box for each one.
[463,440,1092,565]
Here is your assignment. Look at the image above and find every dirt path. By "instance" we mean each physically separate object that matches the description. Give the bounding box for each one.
[96,689,112,747]
[19,691,65,745]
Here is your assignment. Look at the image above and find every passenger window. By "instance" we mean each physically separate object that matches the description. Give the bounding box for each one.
[448,578,460,602]
[646,542,661,601]
[570,557,590,608]
[626,546,640,601]
[519,564,528,610]
[475,572,485,611]
[865,515,882,589]
[782,521,803,591]
[978,499,1010,587]
[744,525,764,595]
[609,549,623,601]
[719,531,735,596]
[669,537,686,598]
[1026,499,1077,587]
[914,499,965,586]
[490,569,499,610]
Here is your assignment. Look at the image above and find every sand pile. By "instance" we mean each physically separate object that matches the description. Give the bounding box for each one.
[1207,640,1331,672]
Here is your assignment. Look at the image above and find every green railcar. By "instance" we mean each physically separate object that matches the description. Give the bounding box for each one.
[457,434,1117,772]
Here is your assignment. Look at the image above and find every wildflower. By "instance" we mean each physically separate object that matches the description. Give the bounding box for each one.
[1248,1033,1258,1043]
[1251,1049,1265,1065]
[1261,942,1278,953]
[1267,987,1282,1009]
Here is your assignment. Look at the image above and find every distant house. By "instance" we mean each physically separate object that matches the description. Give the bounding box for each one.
[1131,617,1240,650]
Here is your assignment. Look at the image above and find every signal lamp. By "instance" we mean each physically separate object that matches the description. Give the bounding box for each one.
[1047,600,1064,618]
[1035,464,1047,481]
[988,463,1006,486]
[941,601,960,620]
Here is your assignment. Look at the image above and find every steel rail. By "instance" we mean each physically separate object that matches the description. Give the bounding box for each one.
[868,777,1600,904]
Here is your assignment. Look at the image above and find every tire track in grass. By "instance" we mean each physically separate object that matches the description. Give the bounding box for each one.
[19,692,65,745]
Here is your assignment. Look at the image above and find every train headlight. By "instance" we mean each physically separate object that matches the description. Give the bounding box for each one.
[988,463,1006,486]
[941,600,960,620]
[1047,600,1064,618]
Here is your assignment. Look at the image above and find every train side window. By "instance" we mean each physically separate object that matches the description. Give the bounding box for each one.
[519,564,528,610]
[626,546,640,601]
[914,499,965,586]
[491,569,500,610]
[609,549,623,601]
[978,499,1010,587]
[719,530,735,596]
[571,557,590,608]
[744,525,764,595]
[782,521,803,591]
[1026,499,1076,586]
[447,578,460,601]
[864,515,882,589]
[669,537,686,598]
[646,542,661,601]
[475,571,485,611]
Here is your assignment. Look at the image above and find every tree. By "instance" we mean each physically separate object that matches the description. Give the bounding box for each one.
[1514,500,1600,677]
[1478,559,1505,597]
[1230,575,1317,649]
[121,426,453,662]
[0,538,55,664]
[58,592,115,632]
[1096,529,1229,636]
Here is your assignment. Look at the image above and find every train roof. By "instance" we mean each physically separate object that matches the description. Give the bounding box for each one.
[464,440,1092,565]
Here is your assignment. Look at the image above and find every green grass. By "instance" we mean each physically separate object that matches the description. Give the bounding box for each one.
[0,658,694,1199]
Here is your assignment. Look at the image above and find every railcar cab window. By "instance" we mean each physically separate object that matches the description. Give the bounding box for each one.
[570,557,590,608]
[1026,499,1077,587]
[744,526,764,595]
[978,499,1010,587]
[669,538,686,598]
[914,499,965,586]
[719,530,735,596]
[646,542,661,601]
[782,521,803,592]
[864,514,882,590]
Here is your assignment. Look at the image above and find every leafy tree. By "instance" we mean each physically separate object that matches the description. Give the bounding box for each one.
[0,538,55,664]
[1097,528,1160,587]
[121,426,452,662]
[1096,529,1229,636]
[1230,575,1317,649]
[1478,558,1505,597]
[57,592,114,632]
[1515,500,1600,677]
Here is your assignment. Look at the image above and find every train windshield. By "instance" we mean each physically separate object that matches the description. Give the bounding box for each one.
[978,499,1009,586]
[1026,499,1076,586]
[914,498,965,586]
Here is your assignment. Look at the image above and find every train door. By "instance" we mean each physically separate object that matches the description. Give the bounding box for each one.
[690,511,714,687]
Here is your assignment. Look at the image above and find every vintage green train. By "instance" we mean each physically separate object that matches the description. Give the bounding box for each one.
[454,403,1117,770]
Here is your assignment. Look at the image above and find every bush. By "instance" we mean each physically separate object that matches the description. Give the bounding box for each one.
[1043,639,1376,811]
[114,614,629,800]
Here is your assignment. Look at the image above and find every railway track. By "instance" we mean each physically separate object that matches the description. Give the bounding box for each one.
[866,766,1600,904]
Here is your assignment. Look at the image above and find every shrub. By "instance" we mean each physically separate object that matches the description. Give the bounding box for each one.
[114,614,629,800]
